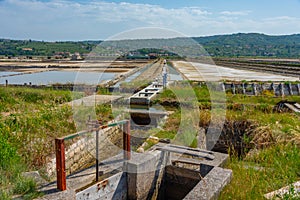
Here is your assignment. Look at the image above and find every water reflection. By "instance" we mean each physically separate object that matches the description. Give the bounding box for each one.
[0,71,117,85]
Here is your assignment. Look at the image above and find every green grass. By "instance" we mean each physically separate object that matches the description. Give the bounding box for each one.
[1,83,299,199]
[219,144,300,199]
[0,87,80,199]
[120,80,150,91]
[0,130,41,199]
[152,83,300,199]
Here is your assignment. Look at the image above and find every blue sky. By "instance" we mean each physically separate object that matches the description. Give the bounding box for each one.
[0,0,300,41]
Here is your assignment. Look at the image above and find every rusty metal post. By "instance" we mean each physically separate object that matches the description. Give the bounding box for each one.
[123,120,131,160]
[95,129,99,182]
[55,138,66,191]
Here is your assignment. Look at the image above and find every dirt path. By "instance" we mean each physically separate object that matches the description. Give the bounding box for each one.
[133,59,164,82]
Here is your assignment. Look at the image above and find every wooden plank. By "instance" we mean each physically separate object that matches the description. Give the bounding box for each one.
[128,109,168,116]
[171,157,203,165]
[294,103,300,109]
[284,103,300,113]
[168,144,214,155]
[156,146,215,160]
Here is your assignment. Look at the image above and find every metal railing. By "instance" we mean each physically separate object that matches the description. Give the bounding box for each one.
[55,120,131,191]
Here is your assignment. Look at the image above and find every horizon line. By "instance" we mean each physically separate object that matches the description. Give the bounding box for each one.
[1,32,300,42]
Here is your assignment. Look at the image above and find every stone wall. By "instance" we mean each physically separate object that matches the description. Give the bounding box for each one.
[223,82,300,96]
[45,126,121,179]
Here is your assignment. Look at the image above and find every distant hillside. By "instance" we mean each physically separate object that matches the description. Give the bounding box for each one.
[1,33,300,58]
[193,33,300,57]
[0,39,99,57]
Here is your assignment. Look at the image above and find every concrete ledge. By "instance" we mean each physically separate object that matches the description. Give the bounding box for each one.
[264,181,300,199]
[126,151,168,200]
[37,190,76,200]
[183,167,232,200]
[76,172,127,200]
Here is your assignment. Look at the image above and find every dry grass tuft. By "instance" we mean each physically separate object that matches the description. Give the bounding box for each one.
[250,126,275,149]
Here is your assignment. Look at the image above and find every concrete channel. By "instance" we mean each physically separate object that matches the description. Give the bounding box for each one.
[37,59,234,200]
[38,143,232,200]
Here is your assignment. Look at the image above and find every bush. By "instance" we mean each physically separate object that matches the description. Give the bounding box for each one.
[0,135,20,170]
[13,176,37,196]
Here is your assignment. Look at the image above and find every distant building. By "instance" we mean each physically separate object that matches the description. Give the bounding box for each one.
[148,53,158,59]
[71,52,83,60]
[55,52,70,58]
[22,48,33,51]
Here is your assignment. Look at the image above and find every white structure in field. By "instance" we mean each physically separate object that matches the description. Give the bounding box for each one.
[162,60,168,88]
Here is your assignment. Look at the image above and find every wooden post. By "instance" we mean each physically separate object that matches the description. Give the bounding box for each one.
[289,83,293,96]
[221,83,225,92]
[242,83,246,95]
[270,82,275,95]
[55,138,66,191]
[279,83,284,97]
[123,120,131,160]
[252,83,257,96]
[231,83,236,95]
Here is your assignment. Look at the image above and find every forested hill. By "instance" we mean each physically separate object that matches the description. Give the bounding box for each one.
[0,39,99,57]
[1,33,300,58]
[193,33,300,57]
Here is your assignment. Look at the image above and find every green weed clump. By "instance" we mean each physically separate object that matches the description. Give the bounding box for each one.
[120,80,150,92]
[152,82,300,199]
[0,86,78,199]
[219,144,300,199]
[0,131,41,199]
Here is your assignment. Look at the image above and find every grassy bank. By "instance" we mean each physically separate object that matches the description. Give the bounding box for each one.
[0,87,80,199]
[0,86,118,199]
[151,83,300,199]
[219,144,300,199]
[0,83,299,199]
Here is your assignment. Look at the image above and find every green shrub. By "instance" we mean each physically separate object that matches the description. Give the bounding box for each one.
[0,191,11,200]
[13,176,37,195]
[0,135,20,170]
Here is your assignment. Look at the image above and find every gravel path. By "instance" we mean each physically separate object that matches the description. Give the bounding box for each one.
[133,60,164,82]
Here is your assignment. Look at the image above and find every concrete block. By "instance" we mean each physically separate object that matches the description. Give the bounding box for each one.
[37,190,76,200]
[264,181,300,199]
[76,172,127,200]
[126,151,168,200]
[183,167,232,200]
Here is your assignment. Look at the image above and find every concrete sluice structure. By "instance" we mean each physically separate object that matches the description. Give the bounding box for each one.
[40,143,231,200]
[129,82,164,105]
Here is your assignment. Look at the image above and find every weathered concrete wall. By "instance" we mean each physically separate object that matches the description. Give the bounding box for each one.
[40,144,232,200]
[163,166,202,200]
[126,151,169,200]
[76,172,127,200]
[37,190,76,200]
[223,82,300,96]
[183,167,232,200]
[46,126,121,179]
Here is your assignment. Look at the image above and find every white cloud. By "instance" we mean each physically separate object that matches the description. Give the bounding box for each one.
[0,0,299,40]
[264,16,298,21]
[220,11,251,16]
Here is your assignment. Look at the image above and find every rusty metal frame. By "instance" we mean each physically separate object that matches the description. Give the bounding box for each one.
[55,120,131,191]
[55,138,67,191]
